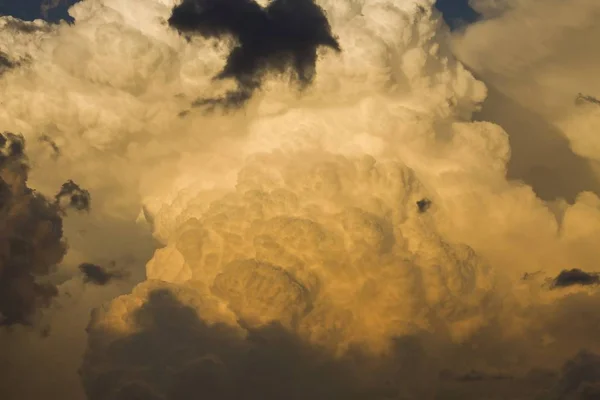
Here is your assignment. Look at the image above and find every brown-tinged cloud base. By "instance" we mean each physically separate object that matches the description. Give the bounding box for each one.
[1,1,600,399]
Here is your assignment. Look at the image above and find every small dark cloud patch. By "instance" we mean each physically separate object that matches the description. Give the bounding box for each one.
[40,324,51,338]
[575,93,600,106]
[551,269,600,289]
[0,131,26,162]
[192,88,254,111]
[79,263,127,286]
[521,271,542,281]
[0,51,17,75]
[0,50,28,78]
[416,198,432,213]
[0,52,12,67]
[55,179,91,212]
[168,0,341,109]
[39,134,61,159]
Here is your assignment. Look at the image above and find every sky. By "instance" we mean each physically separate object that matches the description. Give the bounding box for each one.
[0,0,481,27]
[0,0,77,22]
[0,1,599,400]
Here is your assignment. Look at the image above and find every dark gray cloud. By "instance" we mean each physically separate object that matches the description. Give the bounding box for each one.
[80,283,600,400]
[552,351,600,400]
[0,131,25,160]
[551,269,600,289]
[0,51,16,75]
[55,179,91,212]
[38,134,61,159]
[0,132,97,326]
[79,263,126,286]
[168,0,340,109]
[0,132,65,326]
[416,198,432,213]
[575,93,600,107]
[81,285,438,400]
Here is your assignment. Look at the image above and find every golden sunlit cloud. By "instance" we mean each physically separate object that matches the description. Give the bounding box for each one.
[0,1,599,399]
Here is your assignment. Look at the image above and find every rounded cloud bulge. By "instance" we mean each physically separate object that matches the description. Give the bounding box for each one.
[0,1,599,399]
[452,0,600,200]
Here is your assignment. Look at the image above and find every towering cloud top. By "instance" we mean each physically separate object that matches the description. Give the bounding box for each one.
[0,0,599,399]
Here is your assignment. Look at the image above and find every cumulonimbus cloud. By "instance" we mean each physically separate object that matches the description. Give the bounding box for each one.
[0,0,599,399]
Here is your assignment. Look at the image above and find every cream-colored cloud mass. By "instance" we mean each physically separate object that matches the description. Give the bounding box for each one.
[0,0,599,399]
[453,0,600,167]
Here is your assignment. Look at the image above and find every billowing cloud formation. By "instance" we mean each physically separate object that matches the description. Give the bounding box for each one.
[0,0,599,399]
[452,0,600,200]
[146,153,501,352]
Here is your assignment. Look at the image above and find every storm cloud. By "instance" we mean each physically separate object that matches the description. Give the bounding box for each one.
[552,269,600,289]
[168,0,340,108]
[79,262,127,285]
[0,132,65,326]
[0,1,599,399]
